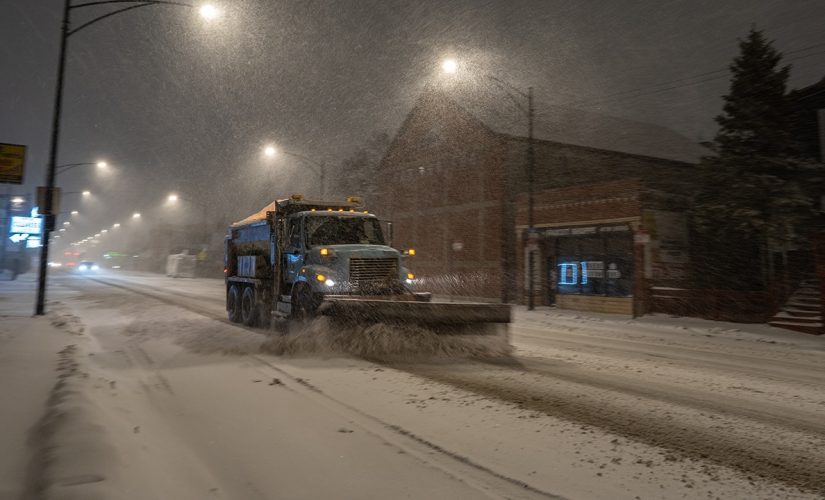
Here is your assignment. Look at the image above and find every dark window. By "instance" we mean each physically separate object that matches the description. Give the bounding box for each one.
[305,216,385,246]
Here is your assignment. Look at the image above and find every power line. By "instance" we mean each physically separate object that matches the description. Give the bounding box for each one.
[567,47,825,106]
[565,43,825,109]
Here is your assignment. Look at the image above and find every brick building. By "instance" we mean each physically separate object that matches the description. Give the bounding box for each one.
[376,89,706,314]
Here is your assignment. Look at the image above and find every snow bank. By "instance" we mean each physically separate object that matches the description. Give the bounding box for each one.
[24,344,122,500]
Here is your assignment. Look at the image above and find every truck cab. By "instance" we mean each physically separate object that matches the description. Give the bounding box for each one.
[225,197,415,326]
[282,209,413,316]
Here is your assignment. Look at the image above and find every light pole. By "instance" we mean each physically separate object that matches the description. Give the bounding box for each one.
[64,190,92,197]
[441,59,537,309]
[166,192,211,243]
[56,161,108,176]
[263,145,326,198]
[36,1,221,315]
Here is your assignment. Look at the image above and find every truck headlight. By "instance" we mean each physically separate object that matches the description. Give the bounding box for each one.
[324,279,336,287]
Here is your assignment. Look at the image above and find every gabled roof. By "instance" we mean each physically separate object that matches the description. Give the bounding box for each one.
[418,86,707,163]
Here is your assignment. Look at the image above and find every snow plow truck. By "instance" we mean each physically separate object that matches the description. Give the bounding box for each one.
[224,195,510,337]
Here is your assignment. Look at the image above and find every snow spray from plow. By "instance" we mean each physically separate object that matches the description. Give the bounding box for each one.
[263,313,512,360]
[225,196,513,358]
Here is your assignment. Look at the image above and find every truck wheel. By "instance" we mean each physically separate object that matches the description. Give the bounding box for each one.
[227,285,241,323]
[290,283,316,320]
[241,287,257,326]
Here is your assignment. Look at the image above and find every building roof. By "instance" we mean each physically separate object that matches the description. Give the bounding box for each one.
[423,85,708,163]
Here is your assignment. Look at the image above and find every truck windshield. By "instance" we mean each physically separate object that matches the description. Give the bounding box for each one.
[305,215,385,246]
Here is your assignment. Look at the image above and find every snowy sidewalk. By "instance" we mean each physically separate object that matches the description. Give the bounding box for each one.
[0,274,78,500]
[514,304,825,348]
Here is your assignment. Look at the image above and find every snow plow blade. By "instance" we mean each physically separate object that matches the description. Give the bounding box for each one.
[318,298,511,335]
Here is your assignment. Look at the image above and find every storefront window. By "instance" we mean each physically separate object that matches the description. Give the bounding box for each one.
[549,225,632,297]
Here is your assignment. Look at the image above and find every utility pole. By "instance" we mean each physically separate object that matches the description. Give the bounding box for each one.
[36,0,71,315]
[527,86,536,311]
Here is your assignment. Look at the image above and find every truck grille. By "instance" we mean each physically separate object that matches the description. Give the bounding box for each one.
[349,257,398,288]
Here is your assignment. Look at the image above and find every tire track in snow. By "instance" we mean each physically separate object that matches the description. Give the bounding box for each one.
[393,359,825,496]
[513,324,825,386]
[77,274,825,495]
[70,275,563,499]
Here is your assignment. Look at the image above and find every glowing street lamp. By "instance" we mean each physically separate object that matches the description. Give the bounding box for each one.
[35,0,228,315]
[264,145,326,197]
[439,56,537,308]
[132,212,141,219]
[199,4,220,20]
[82,190,91,197]
[56,160,110,175]
[441,58,458,74]
[113,223,120,228]
[71,210,78,215]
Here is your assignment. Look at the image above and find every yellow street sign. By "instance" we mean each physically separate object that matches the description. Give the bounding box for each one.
[0,143,26,184]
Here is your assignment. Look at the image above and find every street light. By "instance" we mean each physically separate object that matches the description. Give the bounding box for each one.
[440,58,537,308]
[56,160,109,175]
[113,223,120,228]
[132,212,141,219]
[265,145,326,198]
[71,210,78,215]
[63,190,92,197]
[199,3,220,20]
[36,0,224,315]
[166,193,211,241]
[441,58,458,74]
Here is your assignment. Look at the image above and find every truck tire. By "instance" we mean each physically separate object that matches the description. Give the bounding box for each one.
[241,287,257,326]
[290,283,316,320]
[227,285,241,323]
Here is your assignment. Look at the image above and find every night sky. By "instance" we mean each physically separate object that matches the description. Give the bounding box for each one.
[1,0,824,250]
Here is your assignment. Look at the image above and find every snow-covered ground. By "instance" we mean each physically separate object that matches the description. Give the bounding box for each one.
[1,270,823,499]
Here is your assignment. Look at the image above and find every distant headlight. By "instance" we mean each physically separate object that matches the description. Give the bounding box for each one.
[91,265,100,271]
[78,265,88,271]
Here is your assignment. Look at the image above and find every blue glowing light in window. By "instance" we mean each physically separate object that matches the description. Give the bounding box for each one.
[558,262,578,285]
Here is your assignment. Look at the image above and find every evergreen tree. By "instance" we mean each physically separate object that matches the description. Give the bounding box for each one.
[693,28,820,289]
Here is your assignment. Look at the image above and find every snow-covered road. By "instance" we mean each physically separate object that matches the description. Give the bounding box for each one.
[8,270,825,499]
